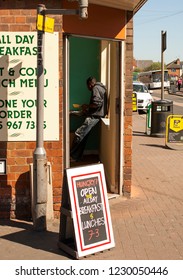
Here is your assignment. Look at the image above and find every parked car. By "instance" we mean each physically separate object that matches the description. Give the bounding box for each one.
[133,81,153,114]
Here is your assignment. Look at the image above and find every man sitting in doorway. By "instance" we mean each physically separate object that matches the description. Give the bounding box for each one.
[70,76,108,162]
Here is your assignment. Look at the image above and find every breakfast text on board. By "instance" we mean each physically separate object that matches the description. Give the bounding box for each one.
[76,176,107,246]
[0,35,37,55]
[0,31,59,141]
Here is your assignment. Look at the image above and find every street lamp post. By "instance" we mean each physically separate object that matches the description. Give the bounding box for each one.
[33,4,47,231]
[161,30,167,100]
[33,1,88,231]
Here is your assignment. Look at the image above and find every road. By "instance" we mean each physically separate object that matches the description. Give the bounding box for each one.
[151,89,183,115]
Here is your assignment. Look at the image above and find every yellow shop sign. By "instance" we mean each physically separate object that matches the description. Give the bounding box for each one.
[37,14,54,33]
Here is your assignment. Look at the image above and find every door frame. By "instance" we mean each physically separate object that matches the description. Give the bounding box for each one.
[63,34,124,195]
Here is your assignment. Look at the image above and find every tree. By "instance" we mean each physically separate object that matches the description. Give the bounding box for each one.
[133,67,141,73]
[143,62,167,72]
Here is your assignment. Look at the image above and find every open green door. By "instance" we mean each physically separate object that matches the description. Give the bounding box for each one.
[69,36,100,152]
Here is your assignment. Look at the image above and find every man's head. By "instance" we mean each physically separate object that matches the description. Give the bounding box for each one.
[86,76,96,91]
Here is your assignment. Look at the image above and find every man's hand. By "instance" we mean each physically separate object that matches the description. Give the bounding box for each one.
[81,104,89,113]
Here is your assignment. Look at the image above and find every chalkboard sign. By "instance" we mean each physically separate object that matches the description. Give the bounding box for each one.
[66,163,115,257]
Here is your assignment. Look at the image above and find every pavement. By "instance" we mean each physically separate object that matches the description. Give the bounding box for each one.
[1,111,183,260]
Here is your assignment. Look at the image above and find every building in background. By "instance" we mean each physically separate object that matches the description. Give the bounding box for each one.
[136,59,153,70]
[167,58,183,80]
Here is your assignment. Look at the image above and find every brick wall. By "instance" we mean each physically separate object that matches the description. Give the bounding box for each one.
[0,1,134,219]
[0,0,63,219]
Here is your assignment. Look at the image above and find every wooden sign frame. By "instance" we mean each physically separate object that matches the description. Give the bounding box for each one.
[64,163,115,258]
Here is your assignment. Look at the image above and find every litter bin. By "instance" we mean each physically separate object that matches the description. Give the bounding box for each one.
[151,99,173,137]
[169,81,176,94]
